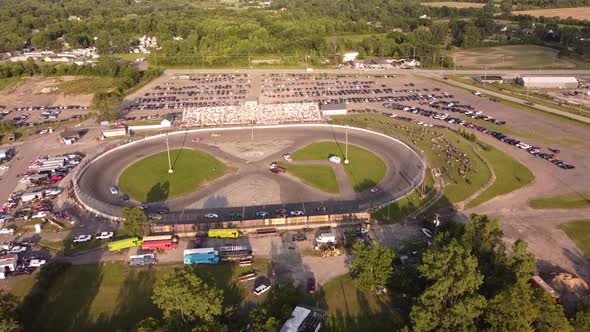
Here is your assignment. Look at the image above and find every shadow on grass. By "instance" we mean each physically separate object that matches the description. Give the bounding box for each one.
[146,181,170,203]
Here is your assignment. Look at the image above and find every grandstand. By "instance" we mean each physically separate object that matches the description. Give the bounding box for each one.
[181,102,322,127]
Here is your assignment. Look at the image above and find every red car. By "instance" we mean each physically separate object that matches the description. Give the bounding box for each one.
[370,187,380,193]
[274,209,288,217]
[50,175,63,182]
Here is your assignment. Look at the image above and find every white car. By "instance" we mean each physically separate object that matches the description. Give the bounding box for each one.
[44,187,63,196]
[204,213,219,219]
[421,228,433,239]
[253,284,271,296]
[95,231,114,240]
[31,211,47,219]
[109,186,119,195]
[72,234,92,243]
[290,211,305,216]
[8,246,27,254]
[0,228,14,235]
[29,259,47,267]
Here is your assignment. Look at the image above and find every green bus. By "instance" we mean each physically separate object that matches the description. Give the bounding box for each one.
[108,237,143,251]
[208,228,239,239]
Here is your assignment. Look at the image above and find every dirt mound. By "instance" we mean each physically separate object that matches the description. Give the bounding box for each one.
[550,272,590,313]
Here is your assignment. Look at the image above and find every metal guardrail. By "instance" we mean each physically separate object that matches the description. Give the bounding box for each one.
[72,123,427,222]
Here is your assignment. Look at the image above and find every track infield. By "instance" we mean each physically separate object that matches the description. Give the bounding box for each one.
[292,141,387,192]
[279,162,340,193]
[118,148,226,202]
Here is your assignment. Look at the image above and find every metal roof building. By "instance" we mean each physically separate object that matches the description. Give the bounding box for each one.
[517,76,578,89]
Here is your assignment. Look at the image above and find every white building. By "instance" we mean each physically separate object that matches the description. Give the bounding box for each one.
[0,254,17,273]
[517,76,579,89]
[342,52,359,63]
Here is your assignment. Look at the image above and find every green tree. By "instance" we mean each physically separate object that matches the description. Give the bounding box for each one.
[573,299,590,332]
[248,307,280,332]
[351,242,395,290]
[484,281,537,332]
[533,290,573,332]
[410,239,486,332]
[152,268,223,324]
[500,0,512,16]
[120,207,149,237]
[92,91,123,121]
[461,24,481,48]
[0,290,20,332]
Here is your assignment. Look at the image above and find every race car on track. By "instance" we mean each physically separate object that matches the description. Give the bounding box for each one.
[269,162,286,174]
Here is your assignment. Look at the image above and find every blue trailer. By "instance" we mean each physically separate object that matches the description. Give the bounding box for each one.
[183,248,219,265]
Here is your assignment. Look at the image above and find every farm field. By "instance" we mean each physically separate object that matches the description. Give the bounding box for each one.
[450,45,579,69]
[513,7,590,20]
[118,148,227,202]
[421,2,485,8]
[292,142,387,192]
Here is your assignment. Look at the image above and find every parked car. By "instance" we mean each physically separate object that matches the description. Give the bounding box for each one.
[253,284,271,296]
[119,194,129,201]
[292,233,307,241]
[95,232,114,240]
[73,234,92,243]
[0,228,14,235]
[255,211,270,218]
[110,186,119,195]
[307,277,316,294]
[290,210,305,216]
[28,259,46,267]
[8,246,27,254]
[204,213,219,219]
[370,187,381,193]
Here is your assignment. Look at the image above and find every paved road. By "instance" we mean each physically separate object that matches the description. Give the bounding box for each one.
[421,74,590,125]
[165,68,590,76]
[76,125,425,222]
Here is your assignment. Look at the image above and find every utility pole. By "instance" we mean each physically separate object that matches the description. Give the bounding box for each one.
[344,126,349,164]
[166,133,173,173]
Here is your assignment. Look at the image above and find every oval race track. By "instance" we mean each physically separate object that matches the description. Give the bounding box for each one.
[76,125,425,222]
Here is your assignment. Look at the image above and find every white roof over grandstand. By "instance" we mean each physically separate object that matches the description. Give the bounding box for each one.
[520,76,578,84]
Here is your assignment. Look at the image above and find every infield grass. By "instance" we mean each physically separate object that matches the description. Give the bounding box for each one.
[279,163,339,193]
[529,192,590,209]
[293,142,386,192]
[118,148,227,202]
[559,220,590,258]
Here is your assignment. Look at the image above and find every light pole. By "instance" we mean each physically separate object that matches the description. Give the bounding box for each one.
[166,133,173,173]
[344,126,349,164]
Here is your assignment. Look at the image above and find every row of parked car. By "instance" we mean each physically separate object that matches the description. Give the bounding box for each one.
[386,103,576,170]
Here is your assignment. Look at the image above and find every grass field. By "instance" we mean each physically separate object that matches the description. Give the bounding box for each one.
[559,220,590,258]
[278,163,340,193]
[118,148,227,202]
[292,142,386,192]
[529,192,590,209]
[421,2,485,8]
[451,45,578,69]
[466,143,534,208]
[55,77,118,95]
[0,76,24,92]
[13,260,270,332]
[513,7,590,20]
[322,274,404,331]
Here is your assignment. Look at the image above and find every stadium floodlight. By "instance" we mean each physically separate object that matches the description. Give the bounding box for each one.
[166,133,173,173]
[344,126,349,164]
